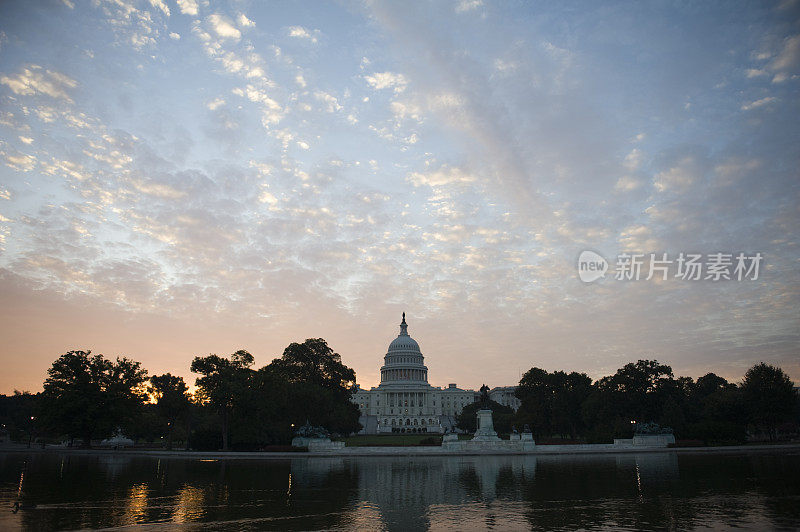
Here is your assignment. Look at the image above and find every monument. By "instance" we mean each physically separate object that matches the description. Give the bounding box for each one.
[471,384,501,442]
[291,420,345,451]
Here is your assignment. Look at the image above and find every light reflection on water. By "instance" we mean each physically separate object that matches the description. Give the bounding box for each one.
[0,450,798,530]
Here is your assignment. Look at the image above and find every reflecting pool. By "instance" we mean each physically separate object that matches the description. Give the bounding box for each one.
[1,450,799,530]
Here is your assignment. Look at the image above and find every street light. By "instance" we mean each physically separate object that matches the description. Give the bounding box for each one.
[28,417,36,448]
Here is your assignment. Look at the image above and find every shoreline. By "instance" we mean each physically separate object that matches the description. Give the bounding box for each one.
[2,442,798,459]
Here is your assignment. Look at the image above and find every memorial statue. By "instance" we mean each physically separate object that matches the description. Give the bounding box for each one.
[634,421,673,435]
[296,419,330,439]
[523,424,531,433]
[479,384,490,407]
[512,425,518,434]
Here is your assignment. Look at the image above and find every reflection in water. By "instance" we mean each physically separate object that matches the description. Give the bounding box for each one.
[0,450,798,530]
[173,485,207,523]
[124,483,148,523]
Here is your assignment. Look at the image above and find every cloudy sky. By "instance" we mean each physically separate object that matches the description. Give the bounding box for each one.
[0,0,798,394]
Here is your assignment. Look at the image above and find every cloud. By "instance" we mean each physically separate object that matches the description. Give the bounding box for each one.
[40,157,89,181]
[148,0,170,17]
[622,148,643,170]
[94,0,165,50]
[653,157,699,192]
[455,0,483,13]
[177,0,198,16]
[131,180,187,199]
[364,71,408,93]
[207,97,226,110]
[314,90,342,112]
[1,150,36,172]
[237,13,255,28]
[493,59,517,74]
[390,100,423,122]
[287,26,319,43]
[769,34,800,83]
[617,224,659,252]
[407,165,477,187]
[207,14,241,41]
[614,175,642,192]
[741,96,777,110]
[0,65,77,102]
[169,32,180,40]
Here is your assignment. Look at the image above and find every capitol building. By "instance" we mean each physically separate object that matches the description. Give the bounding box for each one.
[351,314,520,434]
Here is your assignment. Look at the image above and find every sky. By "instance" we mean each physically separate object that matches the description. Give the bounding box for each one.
[0,0,798,395]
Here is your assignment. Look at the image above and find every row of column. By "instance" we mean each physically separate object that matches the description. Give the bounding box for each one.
[382,369,427,381]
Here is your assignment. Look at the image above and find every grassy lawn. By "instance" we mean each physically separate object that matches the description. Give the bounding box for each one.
[341,434,442,447]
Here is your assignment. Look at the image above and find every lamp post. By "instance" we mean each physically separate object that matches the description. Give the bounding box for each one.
[27,416,35,448]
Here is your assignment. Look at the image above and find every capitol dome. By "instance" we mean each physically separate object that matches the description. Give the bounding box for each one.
[379,313,428,384]
[388,316,420,352]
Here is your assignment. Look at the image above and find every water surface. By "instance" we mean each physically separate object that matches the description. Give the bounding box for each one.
[1,450,798,530]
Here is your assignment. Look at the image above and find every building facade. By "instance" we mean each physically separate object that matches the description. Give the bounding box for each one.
[351,314,518,434]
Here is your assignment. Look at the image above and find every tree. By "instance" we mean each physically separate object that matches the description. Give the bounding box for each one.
[549,371,593,439]
[149,373,190,449]
[515,368,592,439]
[264,339,361,437]
[596,359,675,423]
[515,368,552,438]
[0,391,40,444]
[270,338,356,393]
[190,349,254,450]
[741,362,797,440]
[40,350,148,446]
[693,373,732,398]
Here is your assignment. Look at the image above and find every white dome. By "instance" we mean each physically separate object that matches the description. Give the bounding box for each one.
[388,335,420,352]
[379,313,429,385]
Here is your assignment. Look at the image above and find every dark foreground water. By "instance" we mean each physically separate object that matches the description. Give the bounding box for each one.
[1,450,799,531]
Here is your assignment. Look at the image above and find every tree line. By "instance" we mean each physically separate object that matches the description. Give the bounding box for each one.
[1,346,797,449]
[0,338,361,450]
[458,359,799,445]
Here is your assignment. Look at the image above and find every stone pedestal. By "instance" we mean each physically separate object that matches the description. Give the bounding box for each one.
[442,431,465,450]
[292,436,345,451]
[520,432,535,451]
[632,433,675,447]
[472,409,501,442]
[443,432,459,443]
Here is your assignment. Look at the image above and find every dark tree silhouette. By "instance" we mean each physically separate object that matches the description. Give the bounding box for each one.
[270,338,356,392]
[40,350,147,446]
[515,368,592,439]
[149,373,190,449]
[742,362,797,440]
[264,338,360,437]
[190,349,254,450]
